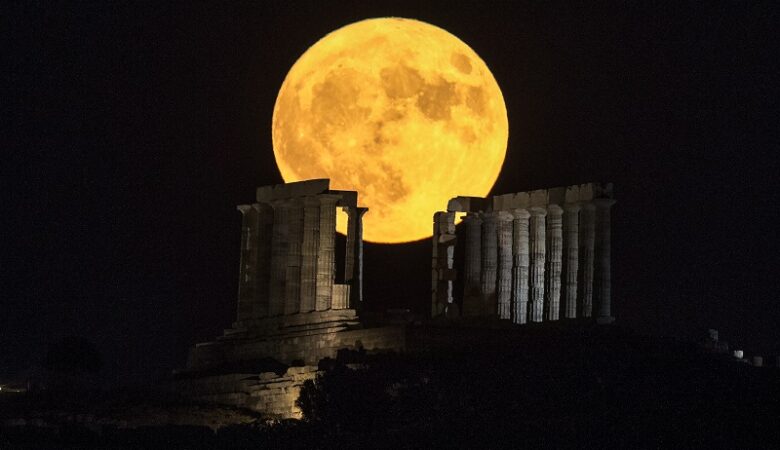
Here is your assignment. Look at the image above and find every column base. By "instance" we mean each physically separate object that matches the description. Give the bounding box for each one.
[596,316,615,325]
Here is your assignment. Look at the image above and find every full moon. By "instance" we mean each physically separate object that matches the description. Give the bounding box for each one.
[272,18,508,243]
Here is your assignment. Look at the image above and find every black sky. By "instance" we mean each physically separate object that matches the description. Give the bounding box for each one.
[3,1,778,380]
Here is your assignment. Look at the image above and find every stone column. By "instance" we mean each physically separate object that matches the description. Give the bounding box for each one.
[480,212,498,316]
[578,202,596,318]
[528,207,547,322]
[462,213,482,316]
[344,206,368,309]
[496,211,514,320]
[316,195,339,311]
[268,200,290,316]
[562,203,581,319]
[236,205,257,322]
[299,197,320,313]
[284,202,304,315]
[252,202,274,319]
[594,198,616,324]
[511,209,530,324]
[432,212,456,317]
[545,204,563,321]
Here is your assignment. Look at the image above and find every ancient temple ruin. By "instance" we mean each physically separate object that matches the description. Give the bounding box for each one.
[432,182,616,324]
[186,179,402,371]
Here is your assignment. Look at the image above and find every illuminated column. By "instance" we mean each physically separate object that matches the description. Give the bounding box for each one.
[528,207,547,322]
[252,202,274,319]
[299,197,320,313]
[268,200,290,316]
[545,204,563,321]
[462,213,482,316]
[480,212,498,316]
[578,202,596,318]
[496,211,514,320]
[511,209,530,324]
[432,212,456,317]
[236,205,257,322]
[562,203,581,319]
[316,195,339,311]
[594,198,616,324]
[344,206,368,309]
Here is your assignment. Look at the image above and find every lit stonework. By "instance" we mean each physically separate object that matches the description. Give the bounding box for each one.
[186,180,408,372]
[432,183,615,325]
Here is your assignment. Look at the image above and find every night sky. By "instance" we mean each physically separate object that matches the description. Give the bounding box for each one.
[4,1,778,381]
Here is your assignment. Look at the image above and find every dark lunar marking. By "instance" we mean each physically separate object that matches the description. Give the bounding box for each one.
[380,65,424,99]
[459,126,477,144]
[466,86,487,115]
[451,52,472,74]
[311,69,371,135]
[417,78,458,121]
[379,163,408,202]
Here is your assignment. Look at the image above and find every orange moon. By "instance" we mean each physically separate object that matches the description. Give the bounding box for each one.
[272,18,508,243]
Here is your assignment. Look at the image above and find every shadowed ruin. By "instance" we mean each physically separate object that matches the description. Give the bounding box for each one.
[179,180,403,418]
[178,180,617,419]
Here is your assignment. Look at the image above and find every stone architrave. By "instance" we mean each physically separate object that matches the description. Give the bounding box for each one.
[511,209,530,324]
[344,206,368,309]
[298,197,320,313]
[252,202,274,319]
[528,207,547,322]
[462,213,482,316]
[545,204,563,321]
[578,202,596,318]
[480,212,498,316]
[594,198,616,324]
[496,211,514,320]
[315,195,339,311]
[236,205,257,322]
[268,200,290,316]
[562,203,580,319]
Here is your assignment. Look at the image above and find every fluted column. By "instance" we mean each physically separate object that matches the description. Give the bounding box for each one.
[578,203,596,318]
[299,197,320,313]
[562,203,581,319]
[284,202,303,314]
[480,212,498,316]
[462,213,482,316]
[236,205,257,322]
[511,209,530,324]
[594,198,616,324]
[252,202,274,319]
[545,205,563,321]
[528,207,547,322]
[344,206,368,309]
[316,195,339,311]
[496,211,514,320]
[268,200,290,316]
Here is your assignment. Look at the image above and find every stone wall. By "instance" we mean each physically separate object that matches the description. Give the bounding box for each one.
[188,326,406,371]
[175,366,320,419]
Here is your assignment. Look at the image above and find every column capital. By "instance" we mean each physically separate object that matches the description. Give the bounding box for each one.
[563,202,581,214]
[528,206,547,217]
[496,210,514,222]
[547,204,564,216]
[237,204,252,214]
[511,208,530,220]
[464,212,483,223]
